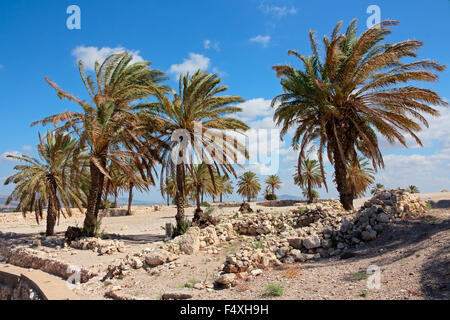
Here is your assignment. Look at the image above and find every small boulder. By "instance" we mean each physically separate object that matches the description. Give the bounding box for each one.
[361,230,377,242]
[179,227,201,255]
[214,273,236,285]
[303,235,321,249]
[287,238,303,250]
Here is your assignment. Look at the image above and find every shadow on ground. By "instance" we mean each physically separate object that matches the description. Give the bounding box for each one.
[303,212,449,299]
[420,244,450,299]
[105,233,166,244]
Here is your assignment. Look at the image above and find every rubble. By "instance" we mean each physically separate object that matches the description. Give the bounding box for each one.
[219,190,428,276]
[70,238,126,255]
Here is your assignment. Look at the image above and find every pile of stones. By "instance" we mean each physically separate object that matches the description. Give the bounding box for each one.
[364,189,428,219]
[103,247,179,279]
[70,238,126,255]
[216,190,428,282]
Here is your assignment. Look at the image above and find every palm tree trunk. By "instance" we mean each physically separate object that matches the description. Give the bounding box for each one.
[195,185,201,211]
[331,144,354,210]
[127,182,134,215]
[220,193,223,203]
[46,180,58,236]
[194,184,203,220]
[307,180,313,204]
[46,203,57,237]
[83,158,105,236]
[114,188,118,208]
[175,164,185,227]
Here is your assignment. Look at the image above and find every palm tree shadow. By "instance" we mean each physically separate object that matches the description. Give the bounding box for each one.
[298,217,449,298]
[105,233,166,244]
[420,244,450,299]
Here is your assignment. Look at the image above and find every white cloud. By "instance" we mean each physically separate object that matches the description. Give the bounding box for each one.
[249,35,271,47]
[21,145,33,152]
[238,98,273,121]
[0,151,22,162]
[379,106,450,152]
[168,53,211,78]
[203,40,220,51]
[374,152,450,192]
[259,4,297,18]
[72,46,144,71]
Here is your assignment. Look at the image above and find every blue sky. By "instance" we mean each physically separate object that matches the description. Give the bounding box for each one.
[0,0,449,204]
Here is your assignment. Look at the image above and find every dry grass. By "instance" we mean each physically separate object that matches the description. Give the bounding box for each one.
[282,266,301,279]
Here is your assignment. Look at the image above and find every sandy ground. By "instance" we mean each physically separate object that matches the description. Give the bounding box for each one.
[0,192,449,300]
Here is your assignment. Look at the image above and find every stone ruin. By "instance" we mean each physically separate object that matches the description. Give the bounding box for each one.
[215,189,429,287]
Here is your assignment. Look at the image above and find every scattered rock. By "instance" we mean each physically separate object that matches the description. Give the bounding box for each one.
[178,227,200,255]
[238,202,253,214]
[161,290,193,300]
[303,235,321,249]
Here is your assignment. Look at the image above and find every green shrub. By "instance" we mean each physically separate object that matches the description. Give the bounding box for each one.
[204,207,215,216]
[264,282,284,297]
[172,219,191,238]
[265,193,277,201]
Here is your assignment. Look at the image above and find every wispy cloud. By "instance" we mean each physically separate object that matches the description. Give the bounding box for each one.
[259,3,297,18]
[203,40,220,51]
[0,151,22,162]
[168,53,211,78]
[72,46,144,71]
[249,35,271,47]
[21,145,33,152]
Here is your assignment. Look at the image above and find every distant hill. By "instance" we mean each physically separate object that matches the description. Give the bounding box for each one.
[255,194,301,202]
[277,194,301,201]
[117,197,164,206]
[0,195,17,211]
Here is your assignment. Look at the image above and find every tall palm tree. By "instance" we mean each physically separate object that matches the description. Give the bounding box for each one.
[237,171,261,202]
[138,71,249,226]
[4,132,88,236]
[371,183,385,195]
[346,156,375,198]
[294,159,324,203]
[265,175,282,198]
[407,185,420,194]
[32,52,166,236]
[272,19,447,210]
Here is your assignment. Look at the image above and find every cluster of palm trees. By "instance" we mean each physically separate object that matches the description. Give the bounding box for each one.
[4,18,446,237]
[6,54,249,236]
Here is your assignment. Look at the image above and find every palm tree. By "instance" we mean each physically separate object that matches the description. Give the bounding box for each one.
[237,171,261,202]
[407,185,420,194]
[346,156,375,198]
[217,175,233,203]
[185,163,215,213]
[4,132,88,236]
[162,177,177,206]
[302,189,319,202]
[371,183,385,195]
[272,19,447,210]
[294,159,324,203]
[33,53,166,236]
[264,186,275,201]
[138,71,249,226]
[265,175,282,199]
